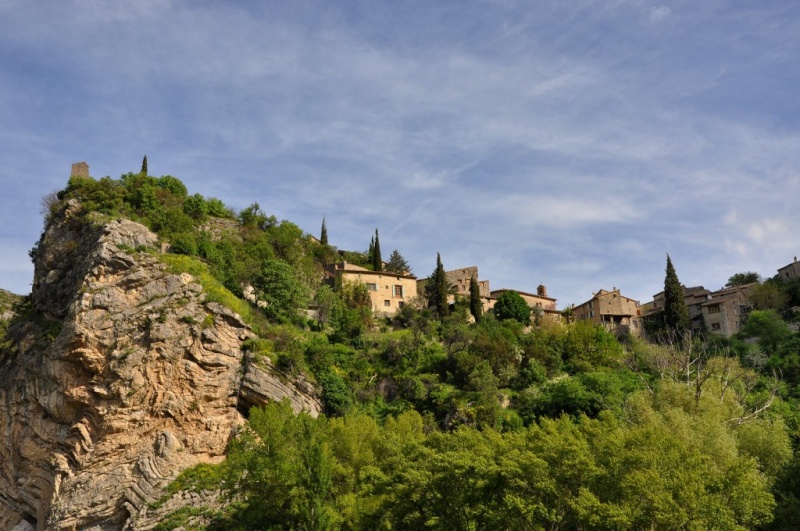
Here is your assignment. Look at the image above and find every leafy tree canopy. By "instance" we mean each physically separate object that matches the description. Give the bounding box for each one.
[493,290,531,324]
[727,271,761,287]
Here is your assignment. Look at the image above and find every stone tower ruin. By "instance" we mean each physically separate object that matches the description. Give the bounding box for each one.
[71,162,89,178]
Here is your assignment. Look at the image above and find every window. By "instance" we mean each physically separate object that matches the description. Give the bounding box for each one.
[398,301,405,308]
[707,304,720,314]
[394,285,404,298]
[366,283,378,291]
[711,323,721,330]
[384,300,390,306]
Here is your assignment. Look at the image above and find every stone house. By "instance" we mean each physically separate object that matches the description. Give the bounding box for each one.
[574,288,643,337]
[778,257,800,281]
[645,286,711,336]
[642,284,755,338]
[490,286,560,323]
[445,266,493,313]
[327,262,417,316]
[700,285,754,337]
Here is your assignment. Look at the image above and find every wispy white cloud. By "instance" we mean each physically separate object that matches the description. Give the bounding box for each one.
[1,0,799,306]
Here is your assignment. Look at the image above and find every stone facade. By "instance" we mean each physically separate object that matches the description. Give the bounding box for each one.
[700,285,753,337]
[70,162,89,178]
[574,288,642,337]
[642,284,755,338]
[778,257,800,281]
[329,262,417,316]
[441,266,493,313]
[646,285,711,335]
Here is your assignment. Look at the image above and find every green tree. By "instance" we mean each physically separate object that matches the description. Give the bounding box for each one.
[664,254,689,337]
[182,193,208,221]
[253,259,309,321]
[426,253,449,319]
[493,290,531,324]
[727,271,761,287]
[141,154,148,175]
[371,229,382,271]
[469,276,483,322]
[320,217,328,246]
[750,281,789,312]
[386,249,410,275]
[740,309,792,353]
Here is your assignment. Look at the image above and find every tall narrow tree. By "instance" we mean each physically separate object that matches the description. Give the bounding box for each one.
[368,236,375,264]
[141,155,148,175]
[320,217,328,246]
[372,229,382,271]
[664,254,689,336]
[469,276,483,321]
[426,253,449,319]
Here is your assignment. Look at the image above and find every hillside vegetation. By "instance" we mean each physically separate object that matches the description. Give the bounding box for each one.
[23,170,800,529]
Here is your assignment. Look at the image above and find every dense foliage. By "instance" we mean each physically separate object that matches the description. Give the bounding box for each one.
[35,171,800,529]
[493,290,532,324]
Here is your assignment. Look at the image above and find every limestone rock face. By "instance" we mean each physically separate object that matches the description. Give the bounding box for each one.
[0,204,321,530]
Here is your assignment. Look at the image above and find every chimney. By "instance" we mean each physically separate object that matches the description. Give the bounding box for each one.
[537,284,547,297]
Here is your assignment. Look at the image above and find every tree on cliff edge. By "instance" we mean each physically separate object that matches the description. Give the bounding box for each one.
[141,155,148,175]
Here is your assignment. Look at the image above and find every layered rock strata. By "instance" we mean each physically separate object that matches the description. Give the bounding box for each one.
[0,202,320,530]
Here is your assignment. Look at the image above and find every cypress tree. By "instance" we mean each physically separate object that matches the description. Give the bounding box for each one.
[372,229,382,271]
[368,236,374,263]
[320,217,328,246]
[426,253,449,319]
[469,276,483,321]
[141,155,148,175]
[664,254,689,336]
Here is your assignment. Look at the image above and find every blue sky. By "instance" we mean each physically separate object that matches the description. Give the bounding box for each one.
[1,0,799,308]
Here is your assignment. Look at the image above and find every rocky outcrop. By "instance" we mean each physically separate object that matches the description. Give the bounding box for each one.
[0,202,320,530]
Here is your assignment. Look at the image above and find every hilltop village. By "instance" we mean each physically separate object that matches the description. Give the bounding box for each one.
[328,251,800,338]
[68,161,800,343]
[3,163,800,530]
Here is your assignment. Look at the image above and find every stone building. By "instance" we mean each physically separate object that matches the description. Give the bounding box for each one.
[778,257,800,281]
[642,284,755,338]
[445,266,493,313]
[645,286,711,336]
[328,262,417,316]
[71,161,89,178]
[700,285,754,337]
[574,288,643,337]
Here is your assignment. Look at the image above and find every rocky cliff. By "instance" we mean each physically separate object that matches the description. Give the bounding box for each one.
[0,201,321,530]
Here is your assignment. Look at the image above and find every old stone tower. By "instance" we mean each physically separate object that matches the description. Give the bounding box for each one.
[70,162,89,178]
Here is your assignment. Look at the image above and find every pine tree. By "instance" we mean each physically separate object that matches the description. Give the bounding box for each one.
[141,155,148,175]
[320,217,328,246]
[426,253,449,319]
[469,276,483,322]
[372,229,382,271]
[664,254,689,336]
[386,250,410,275]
